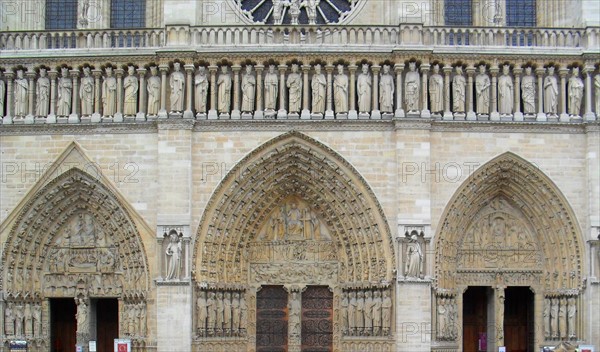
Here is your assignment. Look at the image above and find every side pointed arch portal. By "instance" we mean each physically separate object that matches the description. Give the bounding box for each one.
[1,168,150,350]
[433,152,585,349]
[193,131,396,352]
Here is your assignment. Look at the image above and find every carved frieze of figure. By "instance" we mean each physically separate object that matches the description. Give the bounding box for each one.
[437,297,447,340]
[405,234,423,278]
[363,290,374,335]
[497,290,505,342]
[36,68,50,116]
[195,66,209,114]
[14,304,24,336]
[139,303,147,336]
[550,297,559,338]
[544,66,559,114]
[355,291,365,334]
[14,69,28,116]
[147,66,161,115]
[498,65,513,114]
[476,65,491,114]
[102,66,117,116]
[340,291,349,334]
[165,231,182,280]
[33,303,42,337]
[311,64,326,114]
[348,291,357,334]
[170,62,185,112]
[123,65,138,116]
[357,64,372,113]
[568,67,584,116]
[287,64,302,113]
[232,292,241,333]
[197,291,207,334]
[286,202,304,239]
[595,73,600,115]
[24,303,33,336]
[57,67,72,116]
[241,65,256,113]
[264,65,279,112]
[372,290,382,335]
[405,62,420,111]
[521,66,536,114]
[543,297,551,339]
[429,64,443,113]
[289,291,301,335]
[76,299,89,335]
[0,74,5,116]
[380,65,395,113]
[206,292,217,333]
[79,67,94,116]
[4,302,15,335]
[333,64,348,113]
[239,293,247,332]
[216,291,224,333]
[217,66,232,114]
[559,297,567,339]
[381,290,392,334]
[567,297,576,338]
[452,66,466,113]
[223,292,232,333]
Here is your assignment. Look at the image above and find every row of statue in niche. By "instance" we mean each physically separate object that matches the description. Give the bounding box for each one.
[543,295,577,340]
[340,288,392,337]
[2,61,598,121]
[3,301,43,338]
[196,290,248,337]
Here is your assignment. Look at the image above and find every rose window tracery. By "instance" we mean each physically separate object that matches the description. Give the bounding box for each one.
[238,0,359,25]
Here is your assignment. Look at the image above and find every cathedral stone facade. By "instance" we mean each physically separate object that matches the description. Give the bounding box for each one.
[0,1,599,351]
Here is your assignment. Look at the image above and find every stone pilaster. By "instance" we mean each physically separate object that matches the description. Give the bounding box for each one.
[69,69,80,123]
[371,65,381,119]
[584,65,596,120]
[231,65,241,119]
[513,67,523,121]
[301,64,311,119]
[536,67,547,121]
[47,70,57,123]
[184,64,195,119]
[91,69,102,122]
[136,68,147,121]
[490,65,500,120]
[325,64,335,119]
[208,65,218,119]
[420,64,430,118]
[442,66,452,120]
[158,64,169,118]
[466,66,476,120]
[113,68,123,122]
[24,70,35,123]
[559,66,569,122]
[394,63,405,118]
[254,64,264,119]
[348,64,358,119]
[277,64,288,119]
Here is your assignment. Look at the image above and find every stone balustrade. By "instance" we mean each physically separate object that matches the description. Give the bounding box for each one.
[1,25,598,52]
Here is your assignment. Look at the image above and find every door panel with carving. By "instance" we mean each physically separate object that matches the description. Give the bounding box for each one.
[257,286,288,352]
[301,286,333,352]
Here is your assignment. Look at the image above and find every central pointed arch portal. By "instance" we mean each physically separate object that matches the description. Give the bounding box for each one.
[192,131,397,352]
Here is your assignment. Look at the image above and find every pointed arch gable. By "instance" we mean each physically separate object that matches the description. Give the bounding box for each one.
[192,130,396,284]
[434,152,585,292]
[0,142,151,296]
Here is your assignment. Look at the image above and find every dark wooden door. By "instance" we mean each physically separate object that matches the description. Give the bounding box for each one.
[96,299,119,352]
[257,286,288,352]
[504,287,534,352]
[301,286,333,352]
[50,298,77,352]
[463,287,488,352]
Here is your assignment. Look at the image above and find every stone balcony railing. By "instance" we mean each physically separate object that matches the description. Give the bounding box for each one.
[1,24,599,53]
